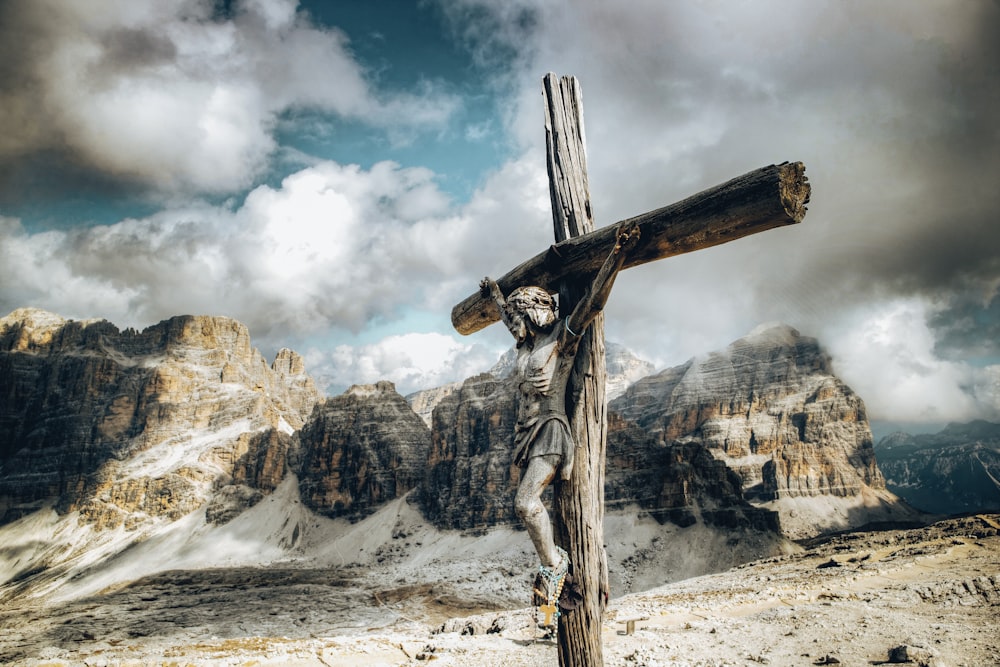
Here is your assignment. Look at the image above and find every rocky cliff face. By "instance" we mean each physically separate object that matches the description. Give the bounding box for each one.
[0,308,319,529]
[297,381,432,521]
[420,374,778,534]
[605,411,780,532]
[417,325,904,537]
[420,373,520,530]
[875,421,1000,515]
[0,307,906,548]
[0,307,925,615]
[610,324,905,537]
[611,324,883,498]
[406,381,461,427]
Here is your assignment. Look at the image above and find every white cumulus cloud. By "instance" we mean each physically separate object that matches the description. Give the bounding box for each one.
[309,332,503,396]
[825,299,991,424]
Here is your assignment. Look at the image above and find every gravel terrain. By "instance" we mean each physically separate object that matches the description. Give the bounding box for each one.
[1,514,997,666]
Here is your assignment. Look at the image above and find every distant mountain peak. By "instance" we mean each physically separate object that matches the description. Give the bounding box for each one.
[745,321,801,341]
[2,306,70,325]
[941,420,1000,439]
[609,323,914,538]
[345,380,398,397]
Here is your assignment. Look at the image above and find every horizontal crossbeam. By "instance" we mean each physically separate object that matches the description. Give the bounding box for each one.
[451,161,810,335]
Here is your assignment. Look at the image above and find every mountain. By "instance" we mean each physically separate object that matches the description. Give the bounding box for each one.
[604,341,658,400]
[0,308,319,531]
[405,380,462,427]
[418,323,911,539]
[875,420,1000,515]
[0,309,915,609]
[416,354,773,534]
[419,372,520,530]
[297,381,431,522]
[609,324,914,538]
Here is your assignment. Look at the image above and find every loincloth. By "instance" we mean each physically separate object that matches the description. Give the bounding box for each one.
[513,414,575,481]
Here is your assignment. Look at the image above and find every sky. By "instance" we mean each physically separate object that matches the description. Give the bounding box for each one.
[1,0,998,431]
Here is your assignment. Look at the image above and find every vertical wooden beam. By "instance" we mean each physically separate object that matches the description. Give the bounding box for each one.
[544,74,593,242]
[543,72,608,667]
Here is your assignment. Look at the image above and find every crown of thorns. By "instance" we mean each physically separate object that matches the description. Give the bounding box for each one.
[507,286,554,311]
[505,286,557,328]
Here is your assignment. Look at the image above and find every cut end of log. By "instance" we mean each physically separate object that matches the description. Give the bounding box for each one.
[451,301,489,336]
[778,161,810,223]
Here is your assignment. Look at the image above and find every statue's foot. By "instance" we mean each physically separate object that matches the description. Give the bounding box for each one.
[532,547,569,628]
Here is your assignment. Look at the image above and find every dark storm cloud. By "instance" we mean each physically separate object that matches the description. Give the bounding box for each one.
[539,0,1000,363]
[784,1,1000,341]
[435,0,1000,419]
[0,0,459,200]
[930,280,1000,361]
[98,27,179,76]
[0,1,64,160]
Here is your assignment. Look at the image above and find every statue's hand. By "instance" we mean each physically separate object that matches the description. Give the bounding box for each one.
[614,223,641,254]
[480,277,501,300]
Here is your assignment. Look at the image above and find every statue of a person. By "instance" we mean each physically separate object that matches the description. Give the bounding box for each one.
[480,224,639,624]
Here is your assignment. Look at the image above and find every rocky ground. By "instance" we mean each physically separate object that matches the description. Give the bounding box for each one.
[1,514,997,666]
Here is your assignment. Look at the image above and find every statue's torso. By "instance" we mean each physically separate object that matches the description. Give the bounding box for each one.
[511,323,576,479]
[515,326,571,424]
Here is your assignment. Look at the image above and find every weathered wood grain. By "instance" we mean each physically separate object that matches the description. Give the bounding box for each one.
[544,73,608,667]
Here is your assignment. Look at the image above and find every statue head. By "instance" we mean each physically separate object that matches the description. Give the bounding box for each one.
[504,286,557,336]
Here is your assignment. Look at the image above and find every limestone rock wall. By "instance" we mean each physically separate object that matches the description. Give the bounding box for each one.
[296,381,431,521]
[419,373,520,530]
[0,308,320,528]
[605,412,779,532]
[206,428,295,525]
[0,306,904,543]
[611,324,884,502]
[406,381,461,427]
[419,367,779,534]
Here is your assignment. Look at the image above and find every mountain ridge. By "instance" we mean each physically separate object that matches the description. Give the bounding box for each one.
[874,420,1000,514]
[1,308,918,607]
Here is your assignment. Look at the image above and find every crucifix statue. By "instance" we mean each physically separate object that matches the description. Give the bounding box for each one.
[452,74,810,666]
[479,222,640,628]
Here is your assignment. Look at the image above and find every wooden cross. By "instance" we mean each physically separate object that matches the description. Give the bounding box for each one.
[451,74,810,666]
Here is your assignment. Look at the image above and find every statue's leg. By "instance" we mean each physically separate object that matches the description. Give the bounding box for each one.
[515,455,560,567]
[516,454,571,629]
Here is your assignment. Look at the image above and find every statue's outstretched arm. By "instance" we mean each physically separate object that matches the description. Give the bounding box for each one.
[563,223,640,338]
[480,277,506,310]
[481,276,521,336]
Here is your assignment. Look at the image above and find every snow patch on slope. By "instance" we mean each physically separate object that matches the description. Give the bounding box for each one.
[126,417,256,478]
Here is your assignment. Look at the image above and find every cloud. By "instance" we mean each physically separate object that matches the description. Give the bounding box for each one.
[433,0,1000,420]
[1,160,455,334]
[0,0,459,196]
[929,279,1000,361]
[306,331,503,396]
[2,0,998,425]
[0,151,552,358]
[824,299,998,423]
[0,216,142,318]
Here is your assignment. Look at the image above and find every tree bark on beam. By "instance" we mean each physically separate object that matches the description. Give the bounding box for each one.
[451,161,810,335]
